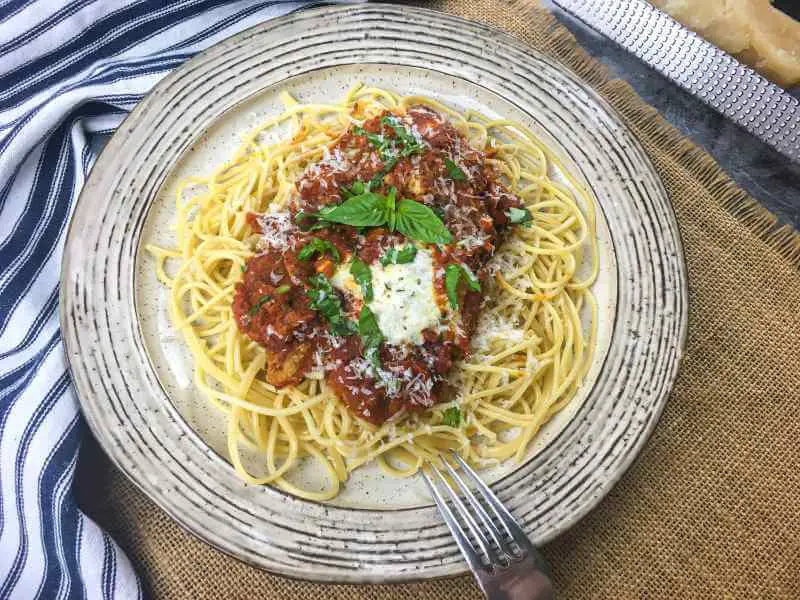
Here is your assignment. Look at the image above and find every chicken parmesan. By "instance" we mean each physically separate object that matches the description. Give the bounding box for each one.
[232,106,529,425]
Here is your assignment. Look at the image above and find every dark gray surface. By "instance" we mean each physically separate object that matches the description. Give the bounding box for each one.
[542,0,800,230]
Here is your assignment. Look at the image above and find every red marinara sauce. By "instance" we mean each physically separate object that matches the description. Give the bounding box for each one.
[231,106,526,424]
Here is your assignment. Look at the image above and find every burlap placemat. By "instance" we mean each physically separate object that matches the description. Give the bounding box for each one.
[76,1,800,597]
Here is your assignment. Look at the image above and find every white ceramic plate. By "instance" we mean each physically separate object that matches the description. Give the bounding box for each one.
[61,4,687,583]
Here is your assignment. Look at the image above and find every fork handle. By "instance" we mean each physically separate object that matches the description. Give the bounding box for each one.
[488,569,554,600]
[481,552,554,600]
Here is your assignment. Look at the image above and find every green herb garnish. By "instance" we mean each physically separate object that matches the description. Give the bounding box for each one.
[350,258,374,302]
[248,294,272,316]
[444,158,467,181]
[506,207,533,227]
[358,305,384,370]
[299,187,452,245]
[240,264,247,273]
[380,244,417,266]
[442,406,461,427]
[445,263,481,310]
[314,192,391,227]
[297,238,341,263]
[306,274,356,336]
[368,158,397,189]
[354,116,425,189]
[294,211,330,232]
[381,116,424,155]
[395,198,452,244]
[275,284,291,295]
[340,180,368,199]
[353,125,395,162]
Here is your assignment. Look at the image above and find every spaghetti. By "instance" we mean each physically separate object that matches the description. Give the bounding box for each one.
[147,84,598,501]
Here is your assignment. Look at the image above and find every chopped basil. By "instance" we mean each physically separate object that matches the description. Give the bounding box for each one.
[248,294,272,316]
[350,258,374,302]
[306,274,356,336]
[358,305,384,370]
[275,284,291,295]
[352,125,394,161]
[381,115,424,156]
[506,207,533,227]
[240,264,246,273]
[445,263,481,310]
[297,238,341,263]
[444,158,467,181]
[368,157,398,189]
[380,244,417,266]
[442,406,461,427]
[355,116,424,189]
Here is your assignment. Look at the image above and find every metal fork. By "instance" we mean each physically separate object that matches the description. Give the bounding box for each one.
[422,453,554,600]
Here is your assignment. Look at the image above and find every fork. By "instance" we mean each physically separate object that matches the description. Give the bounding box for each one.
[422,453,554,600]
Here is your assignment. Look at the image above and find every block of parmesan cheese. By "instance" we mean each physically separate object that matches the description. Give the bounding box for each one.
[651,0,800,88]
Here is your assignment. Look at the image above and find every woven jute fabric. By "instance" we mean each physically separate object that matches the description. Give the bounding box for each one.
[76,1,800,597]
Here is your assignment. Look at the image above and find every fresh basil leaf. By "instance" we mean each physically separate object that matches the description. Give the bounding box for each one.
[386,187,397,231]
[444,263,481,309]
[351,180,366,195]
[444,158,467,181]
[306,274,356,336]
[460,264,481,292]
[380,244,417,266]
[316,193,389,227]
[395,199,453,244]
[275,284,291,294]
[297,238,340,263]
[294,211,330,231]
[442,406,461,427]
[295,210,314,225]
[350,258,373,302]
[358,305,384,370]
[506,206,533,226]
[340,180,374,201]
[445,264,462,310]
[248,294,272,316]
[341,180,367,200]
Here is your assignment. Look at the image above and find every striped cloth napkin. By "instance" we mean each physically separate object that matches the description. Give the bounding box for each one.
[0,2,357,598]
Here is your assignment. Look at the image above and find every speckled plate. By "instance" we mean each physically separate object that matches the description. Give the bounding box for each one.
[60,4,688,583]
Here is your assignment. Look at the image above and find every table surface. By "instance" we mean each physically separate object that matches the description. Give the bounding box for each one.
[542,0,800,230]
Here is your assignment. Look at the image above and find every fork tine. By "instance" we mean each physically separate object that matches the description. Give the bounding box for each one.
[452,453,533,551]
[441,459,514,561]
[421,469,484,572]
[428,463,495,564]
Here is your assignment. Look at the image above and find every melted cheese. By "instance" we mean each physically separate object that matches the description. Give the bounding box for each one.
[331,249,442,345]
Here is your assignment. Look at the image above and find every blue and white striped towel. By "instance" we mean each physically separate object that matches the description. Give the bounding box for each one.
[0,2,356,597]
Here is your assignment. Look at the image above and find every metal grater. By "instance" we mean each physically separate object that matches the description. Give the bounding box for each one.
[552,0,800,163]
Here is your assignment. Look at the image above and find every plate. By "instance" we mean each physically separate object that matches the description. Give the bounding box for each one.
[60,4,687,583]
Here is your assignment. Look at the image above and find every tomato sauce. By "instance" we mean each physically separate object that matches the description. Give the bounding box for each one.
[231,106,525,424]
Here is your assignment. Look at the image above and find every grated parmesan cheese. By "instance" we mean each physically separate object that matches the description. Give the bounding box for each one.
[256,212,294,251]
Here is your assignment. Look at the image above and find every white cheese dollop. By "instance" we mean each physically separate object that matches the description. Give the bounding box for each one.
[330,249,442,345]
